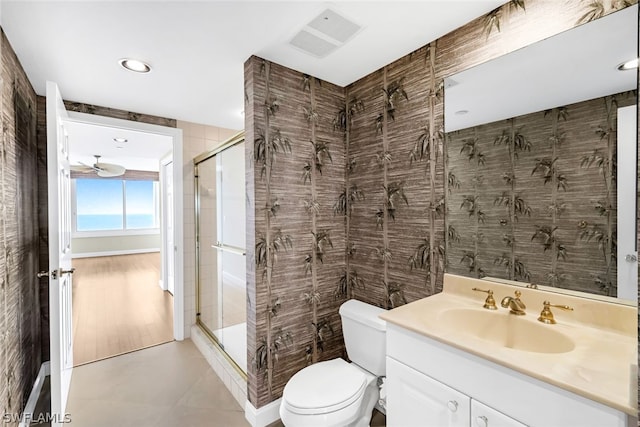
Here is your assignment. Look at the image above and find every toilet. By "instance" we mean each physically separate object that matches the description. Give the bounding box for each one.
[279,299,386,427]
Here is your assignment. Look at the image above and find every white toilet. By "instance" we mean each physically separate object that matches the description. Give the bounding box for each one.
[279,299,386,427]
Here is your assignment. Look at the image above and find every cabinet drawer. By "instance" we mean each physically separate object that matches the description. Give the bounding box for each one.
[472,399,527,427]
[387,357,470,427]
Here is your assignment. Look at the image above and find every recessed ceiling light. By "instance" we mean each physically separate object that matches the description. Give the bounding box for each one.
[617,58,638,71]
[116,146,124,149]
[455,110,469,115]
[113,137,128,143]
[119,58,151,73]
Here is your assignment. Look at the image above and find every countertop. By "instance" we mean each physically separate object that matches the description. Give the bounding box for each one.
[379,274,638,416]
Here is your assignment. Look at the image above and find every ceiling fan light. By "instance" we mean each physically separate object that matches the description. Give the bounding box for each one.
[119,58,151,73]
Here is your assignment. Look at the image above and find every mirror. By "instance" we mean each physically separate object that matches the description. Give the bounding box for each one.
[444,5,638,302]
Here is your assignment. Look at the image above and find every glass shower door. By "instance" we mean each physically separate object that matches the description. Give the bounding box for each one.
[196,139,246,373]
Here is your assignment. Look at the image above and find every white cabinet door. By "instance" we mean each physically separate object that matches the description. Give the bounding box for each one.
[387,357,470,427]
[472,400,527,427]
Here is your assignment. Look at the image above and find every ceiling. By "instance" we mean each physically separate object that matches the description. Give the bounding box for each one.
[0,0,505,131]
[66,120,173,172]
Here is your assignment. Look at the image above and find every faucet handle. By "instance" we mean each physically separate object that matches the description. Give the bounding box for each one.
[538,300,574,324]
[472,288,497,310]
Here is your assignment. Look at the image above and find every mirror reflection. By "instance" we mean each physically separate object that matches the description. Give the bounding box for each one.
[443,6,638,301]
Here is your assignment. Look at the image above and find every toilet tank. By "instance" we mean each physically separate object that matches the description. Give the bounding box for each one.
[339,299,387,376]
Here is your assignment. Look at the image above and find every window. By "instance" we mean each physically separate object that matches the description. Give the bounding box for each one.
[74,179,159,232]
[126,180,159,229]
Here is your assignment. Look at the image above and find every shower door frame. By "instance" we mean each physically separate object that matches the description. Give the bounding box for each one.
[194,131,247,379]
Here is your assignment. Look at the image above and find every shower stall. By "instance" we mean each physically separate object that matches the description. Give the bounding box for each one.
[194,133,246,375]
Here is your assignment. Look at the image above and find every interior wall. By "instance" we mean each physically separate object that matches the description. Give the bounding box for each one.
[0,29,41,426]
[245,57,346,407]
[71,234,161,257]
[244,0,637,411]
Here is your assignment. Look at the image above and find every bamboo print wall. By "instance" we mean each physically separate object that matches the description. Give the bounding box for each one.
[347,46,446,309]
[245,0,638,410]
[244,57,346,408]
[1,30,42,426]
[447,92,636,296]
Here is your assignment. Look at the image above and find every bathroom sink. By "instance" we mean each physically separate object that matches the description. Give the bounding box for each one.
[438,308,575,354]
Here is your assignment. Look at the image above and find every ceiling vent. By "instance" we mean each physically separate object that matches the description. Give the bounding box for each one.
[290,9,361,58]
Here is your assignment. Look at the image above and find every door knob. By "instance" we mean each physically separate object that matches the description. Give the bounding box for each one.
[475,415,489,427]
[447,400,458,412]
[625,254,638,262]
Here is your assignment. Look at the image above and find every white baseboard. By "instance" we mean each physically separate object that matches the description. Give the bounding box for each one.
[19,362,50,427]
[223,271,245,288]
[71,248,160,258]
[245,398,282,427]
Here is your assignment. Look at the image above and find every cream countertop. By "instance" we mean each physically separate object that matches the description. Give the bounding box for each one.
[379,273,637,416]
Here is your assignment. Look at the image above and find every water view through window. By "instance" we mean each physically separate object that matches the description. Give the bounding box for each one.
[76,179,158,231]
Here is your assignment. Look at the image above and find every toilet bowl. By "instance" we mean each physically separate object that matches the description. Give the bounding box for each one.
[280,358,379,427]
[279,300,386,427]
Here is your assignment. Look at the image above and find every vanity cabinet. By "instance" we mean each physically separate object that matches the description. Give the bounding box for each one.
[387,357,469,427]
[387,357,525,427]
[386,323,629,427]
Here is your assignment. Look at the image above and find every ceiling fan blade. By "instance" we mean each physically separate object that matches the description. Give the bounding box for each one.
[70,164,94,172]
[78,161,101,172]
[95,162,126,177]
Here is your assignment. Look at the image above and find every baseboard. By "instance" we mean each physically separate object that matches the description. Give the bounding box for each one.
[71,248,160,258]
[19,362,50,427]
[245,398,282,427]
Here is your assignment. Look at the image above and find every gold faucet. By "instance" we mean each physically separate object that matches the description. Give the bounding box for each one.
[501,290,526,315]
[472,288,497,310]
[538,301,574,324]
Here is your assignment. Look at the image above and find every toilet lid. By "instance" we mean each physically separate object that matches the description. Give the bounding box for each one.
[283,358,367,414]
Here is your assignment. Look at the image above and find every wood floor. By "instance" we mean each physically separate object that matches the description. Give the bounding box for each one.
[72,253,174,366]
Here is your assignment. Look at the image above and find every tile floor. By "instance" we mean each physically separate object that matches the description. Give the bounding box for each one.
[65,340,248,427]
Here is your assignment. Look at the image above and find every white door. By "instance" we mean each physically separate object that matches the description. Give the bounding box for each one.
[617,105,637,300]
[163,160,175,295]
[386,357,470,427]
[46,81,74,424]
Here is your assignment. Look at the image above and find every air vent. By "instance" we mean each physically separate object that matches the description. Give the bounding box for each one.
[290,9,361,58]
[308,9,360,43]
[290,30,339,58]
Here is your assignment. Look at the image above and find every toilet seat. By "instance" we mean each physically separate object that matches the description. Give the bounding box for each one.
[282,358,367,415]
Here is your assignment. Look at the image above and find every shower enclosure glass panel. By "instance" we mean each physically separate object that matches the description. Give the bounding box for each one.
[196,138,246,374]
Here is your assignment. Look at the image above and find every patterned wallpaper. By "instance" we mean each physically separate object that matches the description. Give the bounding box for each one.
[245,0,638,410]
[0,29,41,426]
[245,57,347,407]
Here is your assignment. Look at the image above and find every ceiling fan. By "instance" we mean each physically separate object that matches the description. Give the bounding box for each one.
[71,155,126,177]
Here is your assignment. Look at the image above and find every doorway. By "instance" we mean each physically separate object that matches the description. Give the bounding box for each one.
[65,112,184,365]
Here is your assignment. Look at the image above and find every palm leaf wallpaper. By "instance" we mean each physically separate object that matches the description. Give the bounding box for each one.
[1,31,43,422]
[244,0,637,411]
[245,58,346,406]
